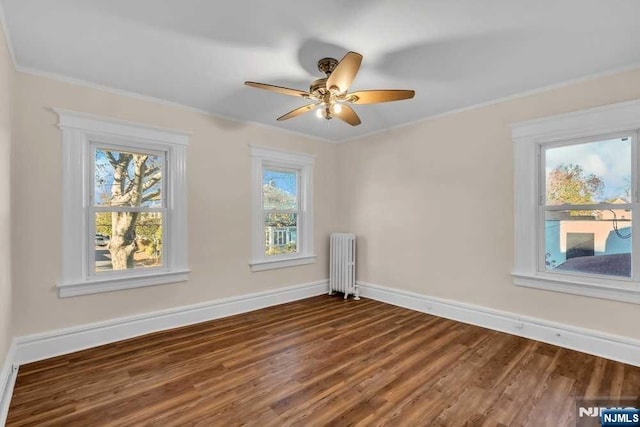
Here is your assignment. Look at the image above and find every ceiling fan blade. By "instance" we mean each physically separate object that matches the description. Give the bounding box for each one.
[333,104,361,126]
[326,51,363,93]
[245,81,310,98]
[348,90,415,104]
[277,104,318,121]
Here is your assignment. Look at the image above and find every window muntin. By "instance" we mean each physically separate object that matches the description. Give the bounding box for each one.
[91,145,167,274]
[263,168,299,256]
[541,135,634,279]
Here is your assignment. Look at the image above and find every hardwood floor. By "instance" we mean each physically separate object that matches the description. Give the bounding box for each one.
[7,295,640,426]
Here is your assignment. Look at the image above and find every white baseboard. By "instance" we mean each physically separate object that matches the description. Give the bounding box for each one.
[358,281,640,367]
[0,342,18,426]
[14,280,328,365]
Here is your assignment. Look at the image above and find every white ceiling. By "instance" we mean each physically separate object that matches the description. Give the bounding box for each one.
[3,1,640,142]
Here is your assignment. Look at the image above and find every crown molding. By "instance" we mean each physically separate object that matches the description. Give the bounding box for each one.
[3,6,640,146]
[338,63,640,144]
[16,65,337,145]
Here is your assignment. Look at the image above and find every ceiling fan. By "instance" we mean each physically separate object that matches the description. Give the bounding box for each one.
[245,51,415,126]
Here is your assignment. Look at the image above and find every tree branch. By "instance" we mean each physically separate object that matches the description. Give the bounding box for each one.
[110,153,132,199]
[124,179,136,195]
[110,192,133,206]
[144,166,160,178]
[143,173,162,193]
[142,190,161,203]
[105,151,120,168]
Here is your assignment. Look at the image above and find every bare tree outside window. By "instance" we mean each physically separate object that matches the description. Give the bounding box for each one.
[94,149,164,271]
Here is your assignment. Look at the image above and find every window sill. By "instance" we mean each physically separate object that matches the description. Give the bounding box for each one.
[249,255,316,272]
[512,272,640,304]
[57,269,191,297]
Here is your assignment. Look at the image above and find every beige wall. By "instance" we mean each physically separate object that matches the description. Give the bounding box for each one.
[8,57,640,342]
[0,24,13,360]
[11,72,341,336]
[338,68,640,340]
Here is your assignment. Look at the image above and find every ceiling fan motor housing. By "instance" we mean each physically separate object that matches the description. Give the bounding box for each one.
[310,78,328,97]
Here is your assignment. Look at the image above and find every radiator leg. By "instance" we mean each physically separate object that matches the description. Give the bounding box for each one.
[354,284,360,300]
[328,290,334,295]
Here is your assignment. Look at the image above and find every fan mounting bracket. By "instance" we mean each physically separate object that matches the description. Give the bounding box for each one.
[317,57,339,76]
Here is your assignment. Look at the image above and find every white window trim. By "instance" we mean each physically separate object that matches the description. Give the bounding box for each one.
[56,109,190,297]
[511,99,640,304]
[249,145,316,272]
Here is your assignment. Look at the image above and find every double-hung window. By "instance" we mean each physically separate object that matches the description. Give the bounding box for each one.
[512,99,640,304]
[57,110,190,297]
[541,135,634,278]
[250,146,315,271]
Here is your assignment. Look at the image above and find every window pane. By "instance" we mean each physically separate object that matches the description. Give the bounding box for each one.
[263,169,297,211]
[264,213,297,256]
[95,212,163,272]
[545,137,631,205]
[545,209,631,277]
[95,148,163,208]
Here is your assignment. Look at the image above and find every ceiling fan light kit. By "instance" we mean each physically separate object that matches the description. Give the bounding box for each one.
[245,51,415,126]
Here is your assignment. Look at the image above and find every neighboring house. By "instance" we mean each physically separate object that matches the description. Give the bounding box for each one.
[545,199,631,272]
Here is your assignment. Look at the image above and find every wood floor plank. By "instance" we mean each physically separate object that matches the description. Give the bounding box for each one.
[7,295,640,426]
